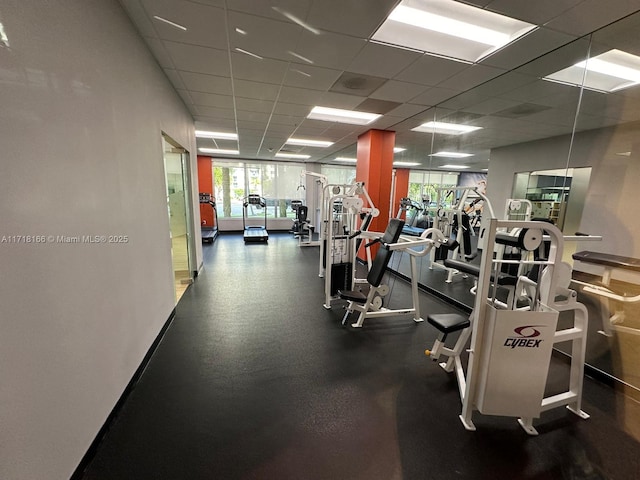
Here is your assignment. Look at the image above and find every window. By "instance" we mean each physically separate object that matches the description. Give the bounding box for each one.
[408,171,459,207]
[321,165,356,185]
[213,161,305,219]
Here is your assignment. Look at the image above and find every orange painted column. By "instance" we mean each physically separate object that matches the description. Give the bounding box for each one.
[356,129,396,234]
[393,169,410,220]
[197,155,214,228]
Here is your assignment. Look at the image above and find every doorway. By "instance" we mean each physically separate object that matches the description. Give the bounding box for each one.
[163,134,193,303]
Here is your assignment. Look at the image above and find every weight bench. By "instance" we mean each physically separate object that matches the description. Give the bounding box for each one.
[572,250,640,336]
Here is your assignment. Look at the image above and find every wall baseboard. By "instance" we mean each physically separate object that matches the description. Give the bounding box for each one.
[70,308,177,479]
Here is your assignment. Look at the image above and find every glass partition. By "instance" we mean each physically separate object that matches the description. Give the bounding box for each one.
[387,13,640,406]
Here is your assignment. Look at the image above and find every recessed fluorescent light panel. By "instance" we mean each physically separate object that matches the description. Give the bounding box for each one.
[286,138,333,147]
[153,15,187,31]
[371,0,536,63]
[275,153,311,159]
[195,130,238,140]
[198,148,239,155]
[394,147,406,153]
[440,164,470,169]
[335,157,357,162]
[308,106,381,125]
[544,49,640,93]
[412,121,482,135]
[430,151,473,158]
[235,48,263,60]
[394,161,420,167]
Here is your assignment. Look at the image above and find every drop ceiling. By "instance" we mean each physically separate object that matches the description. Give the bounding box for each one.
[119,0,640,171]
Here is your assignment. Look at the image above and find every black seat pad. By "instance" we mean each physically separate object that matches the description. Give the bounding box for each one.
[443,259,517,286]
[427,313,470,334]
[337,290,367,303]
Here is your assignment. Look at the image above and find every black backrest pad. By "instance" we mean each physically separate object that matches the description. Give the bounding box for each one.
[367,218,405,287]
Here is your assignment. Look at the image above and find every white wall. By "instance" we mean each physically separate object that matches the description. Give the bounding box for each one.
[0,1,200,479]
[487,123,640,274]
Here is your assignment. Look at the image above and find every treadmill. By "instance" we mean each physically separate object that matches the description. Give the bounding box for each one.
[243,194,269,243]
[199,193,218,243]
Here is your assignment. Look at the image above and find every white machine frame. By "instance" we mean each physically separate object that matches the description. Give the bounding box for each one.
[341,227,446,328]
[426,219,590,435]
[320,182,379,309]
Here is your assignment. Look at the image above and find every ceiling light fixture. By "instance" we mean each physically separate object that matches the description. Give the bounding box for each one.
[235,48,263,60]
[195,130,238,140]
[292,69,311,77]
[286,138,334,147]
[153,15,187,31]
[335,157,357,162]
[544,49,640,93]
[308,106,381,125]
[429,151,473,158]
[440,164,470,169]
[371,0,535,63]
[198,148,239,155]
[394,147,406,153]
[275,152,311,159]
[412,121,482,135]
[394,161,420,167]
[288,51,314,64]
[272,7,321,35]
[235,27,247,35]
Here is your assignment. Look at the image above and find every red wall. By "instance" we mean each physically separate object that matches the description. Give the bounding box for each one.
[197,155,215,228]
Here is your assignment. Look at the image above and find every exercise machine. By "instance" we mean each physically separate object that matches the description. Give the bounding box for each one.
[199,192,218,243]
[424,219,590,435]
[320,182,379,309]
[572,250,640,336]
[243,194,268,243]
[338,220,446,327]
[290,200,318,247]
[429,186,496,283]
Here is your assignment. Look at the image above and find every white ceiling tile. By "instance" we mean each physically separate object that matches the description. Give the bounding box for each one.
[141,0,227,49]
[236,110,271,122]
[318,91,366,109]
[486,0,583,25]
[409,86,463,106]
[190,91,235,109]
[225,0,313,23]
[482,27,578,70]
[294,30,366,70]
[234,79,281,101]
[370,80,427,103]
[439,64,506,91]
[230,52,288,84]
[193,117,236,129]
[347,42,423,79]
[227,11,304,62]
[194,105,236,118]
[273,102,313,116]
[282,65,343,90]
[180,71,233,95]
[546,0,640,37]
[395,55,469,86]
[277,86,324,106]
[164,41,230,76]
[465,98,523,115]
[386,103,429,118]
[306,0,397,38]
[235,97,275,113]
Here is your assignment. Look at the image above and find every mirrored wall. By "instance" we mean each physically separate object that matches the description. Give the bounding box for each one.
[388,12,640,413]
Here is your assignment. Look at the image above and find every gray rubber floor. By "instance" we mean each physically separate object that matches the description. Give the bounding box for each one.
[80,233,640,480]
